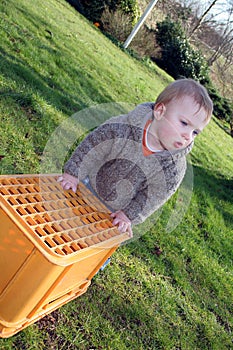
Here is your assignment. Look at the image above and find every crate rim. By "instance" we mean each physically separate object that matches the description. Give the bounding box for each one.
[0,174,129,266]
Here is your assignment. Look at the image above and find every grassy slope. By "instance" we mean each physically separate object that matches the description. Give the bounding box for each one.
[0,0,232,349]
[0,0,170,175]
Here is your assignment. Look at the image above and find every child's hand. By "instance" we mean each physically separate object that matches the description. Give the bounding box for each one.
[57,173,79,192]
[110,210,133,238]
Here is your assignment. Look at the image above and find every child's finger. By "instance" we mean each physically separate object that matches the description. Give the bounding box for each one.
[71,184,77,192]
[110,211,119,218]
[57,176,63,183]
[118,221,125,231]
[64,182,72,190]
[112,217,120,226]
[127,225,133,238]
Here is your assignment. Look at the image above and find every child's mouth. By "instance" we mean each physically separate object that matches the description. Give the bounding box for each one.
[174,141,184,148]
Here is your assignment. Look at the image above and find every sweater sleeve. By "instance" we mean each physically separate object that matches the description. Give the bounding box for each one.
[122,187,149,225]
[64,123,116,178]
[64,114,139,179]
[64,103,152,179]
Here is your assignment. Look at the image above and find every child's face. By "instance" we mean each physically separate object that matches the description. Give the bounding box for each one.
[151,95,209,151]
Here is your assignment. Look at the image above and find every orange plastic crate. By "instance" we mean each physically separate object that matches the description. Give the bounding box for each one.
[0,174,129,338]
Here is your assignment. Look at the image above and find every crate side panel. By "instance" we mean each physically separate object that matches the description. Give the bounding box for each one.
[0,208,34,295]
[46,248,112,302]
[0,250,64,325]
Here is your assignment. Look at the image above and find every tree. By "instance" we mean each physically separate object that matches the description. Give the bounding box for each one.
[207,1,233,67]
[188,0,219,37]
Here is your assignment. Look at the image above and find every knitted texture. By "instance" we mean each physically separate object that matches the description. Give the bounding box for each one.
[64,103,193,224]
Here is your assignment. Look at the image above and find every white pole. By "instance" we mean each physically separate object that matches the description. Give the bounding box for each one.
[123,0,159,48]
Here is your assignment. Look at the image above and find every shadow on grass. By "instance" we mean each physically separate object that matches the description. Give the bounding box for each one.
[193,164,233,227]
[0,47,114,119]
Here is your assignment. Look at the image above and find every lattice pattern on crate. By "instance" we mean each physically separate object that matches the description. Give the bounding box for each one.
[0,175,122,256]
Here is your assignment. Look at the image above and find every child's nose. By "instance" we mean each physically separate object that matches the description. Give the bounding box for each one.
[183,131,192,143]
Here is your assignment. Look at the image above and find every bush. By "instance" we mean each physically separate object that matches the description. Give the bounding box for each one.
[66,0,140,24]
[65,0,103,22]
[206,84,233,122]
[100,7,155,58]
[154,18,233,124]
[117,0,140,24]
[155,18,210,84]
[101,7,133,42]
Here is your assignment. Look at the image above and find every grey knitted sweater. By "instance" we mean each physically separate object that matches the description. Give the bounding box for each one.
[64,103,193,225]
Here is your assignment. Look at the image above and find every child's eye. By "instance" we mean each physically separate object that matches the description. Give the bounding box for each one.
[181,120,188,126]
[193,130,199,136]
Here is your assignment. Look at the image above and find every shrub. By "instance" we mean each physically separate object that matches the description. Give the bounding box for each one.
[116,0,140,24]
[66,0,103,22]
[206,84,233,122]
[101,7,133,42]
[100,7,155,58]
[155,18,232,124]
[155,17,209,84]
[66,0,139,24]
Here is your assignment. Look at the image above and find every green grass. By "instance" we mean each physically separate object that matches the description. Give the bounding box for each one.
[0,1,232,349]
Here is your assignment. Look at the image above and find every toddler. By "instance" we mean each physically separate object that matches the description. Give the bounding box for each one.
[58,78,213,237]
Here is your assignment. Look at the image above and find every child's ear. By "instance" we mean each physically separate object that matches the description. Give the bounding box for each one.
[153,103,166,120]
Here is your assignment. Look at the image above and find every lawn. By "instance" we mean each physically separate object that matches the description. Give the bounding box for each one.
[0,0,232,349]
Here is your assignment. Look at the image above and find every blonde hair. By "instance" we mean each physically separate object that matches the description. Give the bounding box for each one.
[155,78,213,121]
